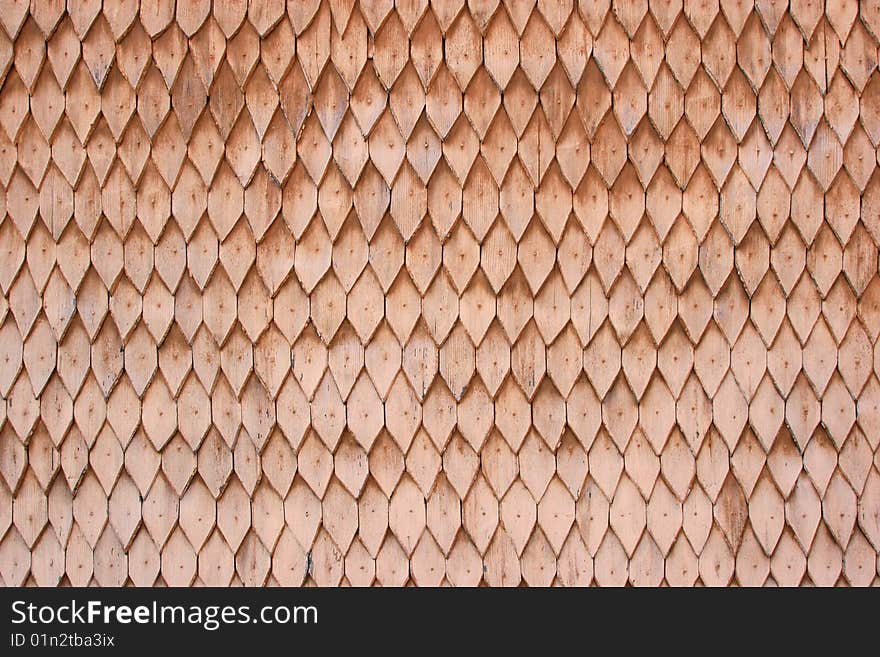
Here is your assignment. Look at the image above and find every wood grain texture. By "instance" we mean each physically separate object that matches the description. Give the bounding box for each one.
[1,0,879,587]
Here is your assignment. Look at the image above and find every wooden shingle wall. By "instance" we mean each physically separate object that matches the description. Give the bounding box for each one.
[0,0,879,587]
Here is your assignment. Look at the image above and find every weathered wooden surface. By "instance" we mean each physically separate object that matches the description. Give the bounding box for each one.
[0,0,879,587]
